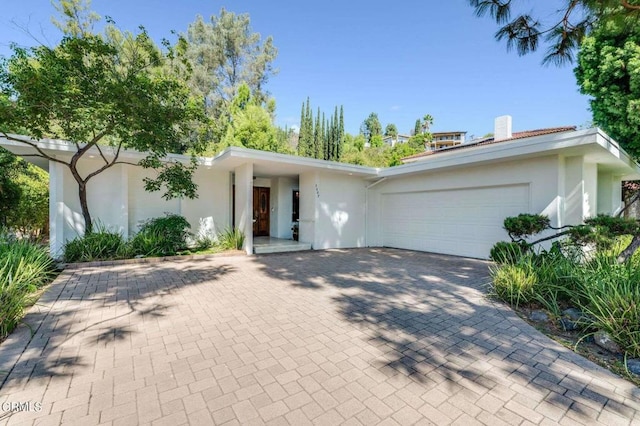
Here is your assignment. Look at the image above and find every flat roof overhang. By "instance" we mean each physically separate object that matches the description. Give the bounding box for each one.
[382,128,640,181]
[2,127,639,181]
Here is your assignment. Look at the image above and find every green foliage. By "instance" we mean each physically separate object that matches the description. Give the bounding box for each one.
[576,17,640,158]
[63,225,129,262]
[184,9,277,108]
[575,254,640,357]
[183,9,277,147]
[504,214,551,240]
[361,112,382,145]
[216,83,291,154]
[298,99,344,161]
[370,135,384,148]
[0,148,24,227]
[384,123,398,138]
[0,2,207,232]
[490,241,527,264]
[490,236,640,356]
[408,133,431,150]
[388,143,423,166]
[0,234,55,339]
[7,164,49,237]
[490,261,537,307]
[129,214,192,257]
[217,227,245,250]
[0,148,48,237]
[586,215,640,236]
[469,0,640,65]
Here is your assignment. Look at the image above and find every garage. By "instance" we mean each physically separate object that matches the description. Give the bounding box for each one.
[381,184,530,259]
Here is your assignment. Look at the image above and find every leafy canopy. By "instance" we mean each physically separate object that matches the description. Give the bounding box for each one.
[0,0,208,232]
[575,15,640,157]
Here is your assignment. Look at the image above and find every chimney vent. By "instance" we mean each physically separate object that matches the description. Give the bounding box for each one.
[494,115,513,141]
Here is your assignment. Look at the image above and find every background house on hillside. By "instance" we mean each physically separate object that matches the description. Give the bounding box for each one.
[382,134,411,147]
[429,131,467,150]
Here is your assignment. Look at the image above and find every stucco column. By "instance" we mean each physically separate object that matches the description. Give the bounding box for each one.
[298,172,318,248]
[234,163,253,254]
[49,160,65,259]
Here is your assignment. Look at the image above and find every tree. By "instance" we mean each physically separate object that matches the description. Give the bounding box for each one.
[384,123,398,138]
[296,99,344,161]
[468,0,640,65]
[412,119,422,136]
[297,97,313,157]
[184,9,277,143]
[313,108,321,159]
[575,17,640,157]
[361,112,382,144]
[0,1,207,233]
[421,114,434,134]
[221,83,290,153]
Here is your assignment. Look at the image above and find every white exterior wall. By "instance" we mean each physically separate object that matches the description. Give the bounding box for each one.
[562,156,599,223]
[596,171,623,215]
[127,166,180,234]
[181,168,230,240]
[367,156,561,248]
[49,159,130,257]
[313,172,366,249]
[48,159,234,258]
[298,172,317,246]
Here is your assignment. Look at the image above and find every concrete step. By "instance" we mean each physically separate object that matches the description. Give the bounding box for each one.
[253,242,312,254]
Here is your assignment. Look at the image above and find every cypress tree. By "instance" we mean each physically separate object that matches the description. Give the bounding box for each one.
[338,105,344,161]
[298,101,306,155]
[313,107,321,159]
[413,118,421,136]
[304,98,313,157]
[321,113,327,160]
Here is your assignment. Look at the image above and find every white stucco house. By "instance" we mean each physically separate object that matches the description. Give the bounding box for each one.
[2,117,639,260]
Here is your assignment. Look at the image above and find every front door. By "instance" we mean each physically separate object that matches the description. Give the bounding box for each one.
[253,187,270,236]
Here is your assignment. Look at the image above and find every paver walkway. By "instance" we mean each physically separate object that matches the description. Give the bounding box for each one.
[0,248,638,425]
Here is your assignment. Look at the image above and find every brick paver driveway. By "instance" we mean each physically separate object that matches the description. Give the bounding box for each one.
[1,249,639,425]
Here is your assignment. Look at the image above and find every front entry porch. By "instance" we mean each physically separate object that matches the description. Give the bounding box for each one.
[253,236,311,254]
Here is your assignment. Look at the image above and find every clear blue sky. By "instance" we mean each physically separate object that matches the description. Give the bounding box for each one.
[0,0,592,139]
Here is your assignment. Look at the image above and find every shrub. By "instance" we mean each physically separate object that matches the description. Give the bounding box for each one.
[0,237,54,339]
[504,214,550,240]
[63,225,129,262]
[490,260,538,307]
[490,241,527,264]
[218,227,245,250]
[575,254,640,357]
[129,214,192,257]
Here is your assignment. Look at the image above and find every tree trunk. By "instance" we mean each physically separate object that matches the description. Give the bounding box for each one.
[618,234,640,263]
[77,181,93,234]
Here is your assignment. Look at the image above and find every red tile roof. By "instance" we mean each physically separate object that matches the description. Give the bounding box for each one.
[402,126,577,162]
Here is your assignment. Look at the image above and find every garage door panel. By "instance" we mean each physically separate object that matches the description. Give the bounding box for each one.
[381,185,529,259]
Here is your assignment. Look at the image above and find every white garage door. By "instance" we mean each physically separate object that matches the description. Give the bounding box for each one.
[381,184,529,259]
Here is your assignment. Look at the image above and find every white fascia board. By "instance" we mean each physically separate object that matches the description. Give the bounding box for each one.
[208,146,380,177]
[0,134,201,165]
[0,135,378,176]
[382,128,640,179]
[595,129,640,178]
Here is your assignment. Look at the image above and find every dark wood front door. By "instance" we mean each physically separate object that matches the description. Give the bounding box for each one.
[253,187,270,236]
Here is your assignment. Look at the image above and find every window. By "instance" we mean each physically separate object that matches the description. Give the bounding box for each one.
[292,190,300,222]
